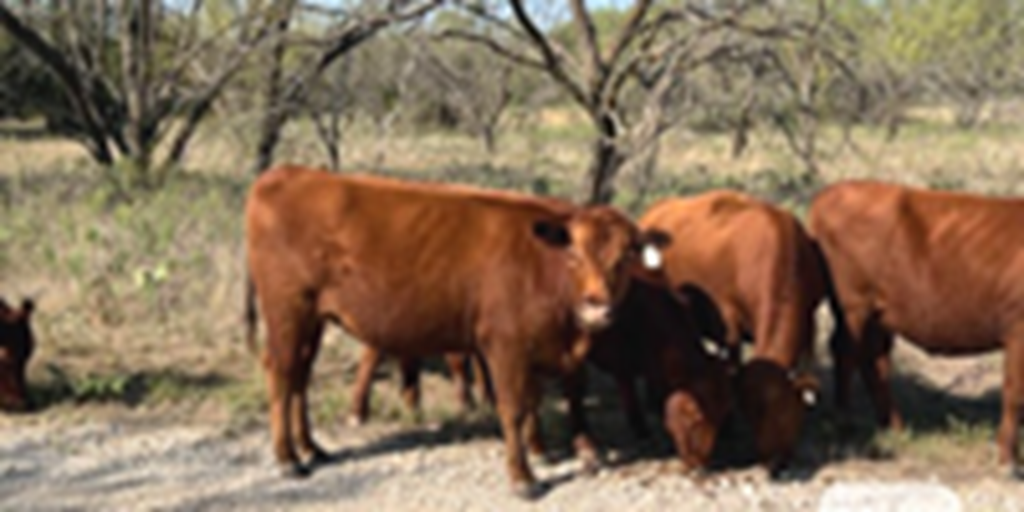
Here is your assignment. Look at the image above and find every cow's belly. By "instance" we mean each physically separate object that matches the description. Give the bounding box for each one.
[878,291,1003,355]
[319,274,476,356]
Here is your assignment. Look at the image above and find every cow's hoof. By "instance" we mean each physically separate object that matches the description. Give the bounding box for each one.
[683,466,710,482]
[306,446,334,467]
[511,480,548,501]
[346,414,366,428]
[579,453,605,476]
[279,462,311,479]
[1009,465,1024,481]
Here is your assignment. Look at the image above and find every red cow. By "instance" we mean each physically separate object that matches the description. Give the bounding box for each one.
[0,297,35,412]
[809,179,1024,469]
[639,190,825,371]
[637,191,824,469]
[244,165,663,498]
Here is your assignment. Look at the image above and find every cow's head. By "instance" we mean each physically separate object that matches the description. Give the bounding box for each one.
[0,298,35,412]
[534,205,670,332]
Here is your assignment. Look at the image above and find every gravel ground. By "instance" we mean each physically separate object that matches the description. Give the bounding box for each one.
[2,414,1023,512]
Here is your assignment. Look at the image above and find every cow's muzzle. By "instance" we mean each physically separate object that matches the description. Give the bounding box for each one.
[576,302,613,331]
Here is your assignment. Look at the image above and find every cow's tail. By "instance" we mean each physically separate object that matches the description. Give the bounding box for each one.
[243,272,260,357]
[808,236,845,364]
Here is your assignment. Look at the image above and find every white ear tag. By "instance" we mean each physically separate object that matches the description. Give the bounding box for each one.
[802,389,817,406]
[642,244,662,270]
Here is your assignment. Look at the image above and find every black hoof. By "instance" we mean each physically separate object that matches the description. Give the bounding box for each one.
[512,480,549,501]
[306,446,334,467]
[1009,465,1024,481]
[279,462,311,479]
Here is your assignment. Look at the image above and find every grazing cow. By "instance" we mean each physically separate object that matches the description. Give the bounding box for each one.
[0,297,35,412]
[585,275,733,473]
[639,190,825,371]
[736,358,818,476]
[809,179,1024,469]
[638,191,824,470]
[347,348,492,426]
[244,165,663,498]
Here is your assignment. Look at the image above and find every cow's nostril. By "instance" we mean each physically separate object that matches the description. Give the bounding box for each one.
[583,294,607,307]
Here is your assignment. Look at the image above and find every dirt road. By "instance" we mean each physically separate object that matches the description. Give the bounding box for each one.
[2,410,1022,512]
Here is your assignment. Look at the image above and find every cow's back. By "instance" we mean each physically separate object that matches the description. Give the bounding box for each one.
[809,180,1024,351]
[246,166,575,355]
[640,191,824,365]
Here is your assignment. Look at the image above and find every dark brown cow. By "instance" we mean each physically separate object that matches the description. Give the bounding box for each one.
[736,358,818,475]
[244,165,663,498]
[809,179,1024,469]
[586,276,732,473]
[0,297,35,412]
[347,348,491,426]
[639,190,825,371]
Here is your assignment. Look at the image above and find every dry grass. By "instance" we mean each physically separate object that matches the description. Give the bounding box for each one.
[1,108,1021,470]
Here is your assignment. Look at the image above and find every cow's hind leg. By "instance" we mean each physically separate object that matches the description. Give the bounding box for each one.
[444,353,476,413]
[859,321,902,430]
[472,354,496,406]
[828,302,870,417]
[998,337,1024,472]
[399,356,424,422]
[349,347,384,426]
[292,319,329,465]
[261,299,315,478]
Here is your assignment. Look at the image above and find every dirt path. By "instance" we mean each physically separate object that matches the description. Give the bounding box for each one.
[2,412,1022,512]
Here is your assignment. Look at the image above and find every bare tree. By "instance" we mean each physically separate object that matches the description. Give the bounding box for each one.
[249,0,442,177]
[415,34,515,153]
[446,1,847,204]
[0,1,277,188]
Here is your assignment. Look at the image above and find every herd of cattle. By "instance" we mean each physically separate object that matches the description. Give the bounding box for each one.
[2,164,1023,500]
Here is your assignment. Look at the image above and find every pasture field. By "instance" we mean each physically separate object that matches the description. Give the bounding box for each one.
[1,110,1024,510]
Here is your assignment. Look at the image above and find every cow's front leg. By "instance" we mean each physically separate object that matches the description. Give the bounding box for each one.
[616,375,651,439]
[563,367,602,474]
[486,350,544,500]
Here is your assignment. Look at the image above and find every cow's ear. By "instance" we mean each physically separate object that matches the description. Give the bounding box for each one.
[20,298,34,317]
[636,229,671,270]
[642,228,672,249]
[533,219,572,248]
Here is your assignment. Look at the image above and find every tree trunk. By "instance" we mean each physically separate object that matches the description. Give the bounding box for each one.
[120,0,155,185]
[0,5,116,165]
[251,5,292,177]
[311,110,342,171]
[585,112,625,206]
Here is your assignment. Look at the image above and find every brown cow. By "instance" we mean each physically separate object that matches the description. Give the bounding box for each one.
[244,165,663,498]
[638,191,823,470]
[736,358,818,476]
[347,348,491,426]
[0,297,35,412]
[809,179,1024,470]
[639,190,825,371]
[586,276,733,473]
